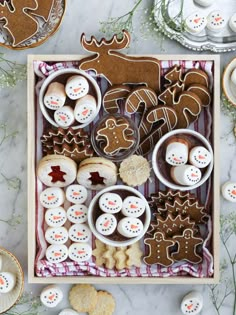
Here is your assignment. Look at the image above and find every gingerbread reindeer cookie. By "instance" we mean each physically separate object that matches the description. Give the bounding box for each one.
[28,0,54,21]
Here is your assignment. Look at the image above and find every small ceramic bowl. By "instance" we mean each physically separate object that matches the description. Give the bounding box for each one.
[222,57,236,106]
[0,248,24,314]
[152,129,214,191]
[87,185,151,247]
[39,68,102,129]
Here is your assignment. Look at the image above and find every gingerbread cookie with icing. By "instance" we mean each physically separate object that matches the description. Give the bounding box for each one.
[28,0,54,22]
[103,85,132,114]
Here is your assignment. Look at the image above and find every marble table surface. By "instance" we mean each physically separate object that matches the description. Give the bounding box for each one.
[0,0,235,314]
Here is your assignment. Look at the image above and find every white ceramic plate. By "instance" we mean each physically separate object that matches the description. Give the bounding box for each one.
[222,57,236,106]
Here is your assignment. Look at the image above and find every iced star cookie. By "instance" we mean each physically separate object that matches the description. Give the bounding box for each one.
[0,272,16,293]
[96,213,117,236]
[68,243,92,262]
[181,291,203,315]
[165,140,188,166]
[40,285,63,308]
[44,82,66,110]
[185,12,207,34]
[189,146,212,168]
[222,181,236,202]
[194,0,214,6]
[117,217,143,238]
[99,193,122,214]
[207,11,227,32]
[68,223,91,242]
[65,75,89,100]
[66,184,88,204]
[45,227,69,245]
[46,244,68,263]
[54,106,75,128]
[121,196,146,218]
[74,95,97,124]
[45,207,67,227]
[39,187,65,209]
[67,204,88,224]
[229,13,236,32]
[171,165,202,186]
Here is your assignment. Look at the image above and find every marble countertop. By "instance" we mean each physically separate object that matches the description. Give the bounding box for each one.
[0,0,235,314]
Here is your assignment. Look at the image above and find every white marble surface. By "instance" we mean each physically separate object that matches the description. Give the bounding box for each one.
[0,0,235,314]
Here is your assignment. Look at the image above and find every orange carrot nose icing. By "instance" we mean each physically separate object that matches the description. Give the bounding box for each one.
[131,224,138,229]
[78,250,85,254]
[51,101,58,105]
[215,17,222,22]
[108,201,116,206]
[74,87,81,93]
[59,115,66,121]
[54,252,61,257]
[77,232,84,236]
[75,211,83,216]
[47,195,55,201]
[231,190,236,195]
[198,155,205,160]
[82,109,89,116]
[130,204,138,209]
[191,173,198,177]
[73,192,80,196]
[55,234,62,239]
[0,278,4,285]
[194,18,201,23]
[49,294,55,301]
[187,304,193,310]
[173,157,181,162]
[53,216,61,220]
[104,220,110,227]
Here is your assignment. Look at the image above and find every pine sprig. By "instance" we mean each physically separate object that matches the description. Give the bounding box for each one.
[0,53,26,88]
[5,292,44,315]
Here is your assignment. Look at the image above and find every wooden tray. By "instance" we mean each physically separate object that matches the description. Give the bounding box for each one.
[27,54,220,284]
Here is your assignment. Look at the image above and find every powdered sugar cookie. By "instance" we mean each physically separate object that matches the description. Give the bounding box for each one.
[185,12,207,34]
[44,82,66,110]
[194,0,214,6]
[222,181,236,202]
[99,193,122,214]
[117,217,143,238]
[165,140,188,166]
[68,223,91,242]
[207,11,227,32]
[67,204,88,224]
[66,184,88,204]
[69,284,98,313]
[74,95,97,124]
[229,13,236,32]
[181,291,203,315]
[40,285,63,308]
[171,165,202,186]
[45,226,68,245]
[189,146,212,168]
[68,243,92,262]
[45,244,68,263]
[121,196,146,218]
[96,213,117,236]
[54,106,75,128]
[89,291,116,315]
[0,272,16,293]
[45,207,67,227]
[66,75,89,100]
[39,187,65,208]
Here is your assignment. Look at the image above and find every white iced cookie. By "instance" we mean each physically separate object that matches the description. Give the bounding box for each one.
[194,0,214,7]
[46,244,68,263]
[166,141,188,166]
[68,223,91,242]
[0,272,16,293]
[45,207,67,227]
[207,11,227,32]
[171,165,202,186]
[68,243,92,262]
[59,309,79,315]
[40,187,65,209]
[99,192,122,214]
[189,146,212,168]
[117,217,143,238]
[181,291,203,315]
[40,285,63,308]
[65,75,89,100]
[54,106,75,127]
[121,196,146,218]
[74,95,97,124]
[229,13,236,33]
[67,204,88,224]
[44,82,66,110]
[45,227,69,245]
[185,12,207,34]
[222,181,236,202]
[231,68,236,86]
[66,184,88,204]
[96,213,117,236]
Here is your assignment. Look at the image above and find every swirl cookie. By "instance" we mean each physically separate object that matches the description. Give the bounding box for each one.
[45,227,68,245]
[65,75,89,100]
[68,243,92,262]
[40,285,63,308]
[96,213,117,236]
[44,82,66,110]
[67,204,88,224]
[46,244,68,263]
[45,208,67,227]
[99,193,123,214]
[40,187,65,208]
[68,223,91,242]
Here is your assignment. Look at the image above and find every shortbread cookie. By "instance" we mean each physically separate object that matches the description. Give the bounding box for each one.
[125,242,143,267]
[74,95,97,124]
[96,213,117,236]
[67,204,88,224]
[185,12,207,34]
[40,187,65,209]
[103,85,131,113]
[46,244,68,263]
[92,239,107,266]
[54,106,75,127]
[89,291,116,315]
[45,207,67,227]
[68,223,91,242]
[117,217,143,238]
[69,284,98,313]
[207,11,227,32]
[121,196,146,218]
[68,243,92,262]
[171,165,202,186]
[40,285,63,308]
[103,246,116,269]
[189,146,212,168]
[44,82,66,110]
[66,184,88,204]
[165,139,189,166]
[99,193,122,214]
[114,247,127,270]
[45,226,68,245]
[0,272,16,293]
[66,75,89,100]
[222,181,236,202]
[181,291,203,315]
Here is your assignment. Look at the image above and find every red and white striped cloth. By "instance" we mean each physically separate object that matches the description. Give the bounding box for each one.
[34,59,214,278]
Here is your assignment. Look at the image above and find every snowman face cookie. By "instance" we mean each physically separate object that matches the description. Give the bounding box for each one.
[40,285,63,308]
[45,227,68,245]
[171,165,202,186]
[66,184,88,204]
[117,217,143,238]
[68,243,92,262]
[0,272,16,293]
[99,193,122,214]
[46,244,68,263]
[189,146,212,168]
[68,223,91,242]
[54,106,75,128]
[67,204,88,224]
[65,75,89,100]
[96,213,117,236]
[166,142,188,166]
[40,187,65,209]
[45,207,67,227]
[59,309,80,315]
[222,182,236,202]
[122,196,146,218]
[185,12,207,34]
[181,291,203,315]
[44,82,66,110]
[74,95,97,124]
[207,11,227,32]
[229,13,236,33]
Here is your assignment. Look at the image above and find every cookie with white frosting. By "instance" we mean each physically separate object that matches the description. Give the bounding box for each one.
[45,207,67,227]
[40,187,65,208]
[0,272,16,293]
[45,227,68,245]
[99,192,122,214]
[121,196,146,218]
[54,106,75,128]
[67,204,88,224]
[96,213,117,236]
[66,184,88,204]
[66,75,89,100]
[46,244,68,263]
[68,243,92,262]
[40,285,63,308]
[117,217,143,238]
[68,223,91,242]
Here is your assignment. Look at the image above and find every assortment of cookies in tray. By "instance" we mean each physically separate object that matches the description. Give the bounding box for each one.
[28,30,220,283]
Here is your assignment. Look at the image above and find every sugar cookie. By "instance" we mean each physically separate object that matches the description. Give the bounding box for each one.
[69,284,98,313]
[207,11,227,32]
[99,193,122,214]
[165,140,188,166]
[185,12,207,34]
[171,165,202,186]
[54,106,75,128]
[181,291,203,315]
[89,291,116,315]
[40,187,65,208]
[68,243,92,262]
[0,272,16,293]
[66,184,88,204]
[96,213,117,236]
[44,82,66,110]
[45,244,68,263]
[121,196,146,218]
[67,204,88,224]
[45,227,68,245]
[117,217,143,238]
[66,75,89,100]
[40,285,63,308]
[45,207,67,227]
[68,223,91,242]
[222,181,236,202]
[189,146,212,168]
[74,95,97,124]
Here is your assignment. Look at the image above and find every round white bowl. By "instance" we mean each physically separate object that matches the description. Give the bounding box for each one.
[152,129,214,191]
[0,247,24,314]
[222,57,236,106]
[87,185,151,247]
[39,68,102,129]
